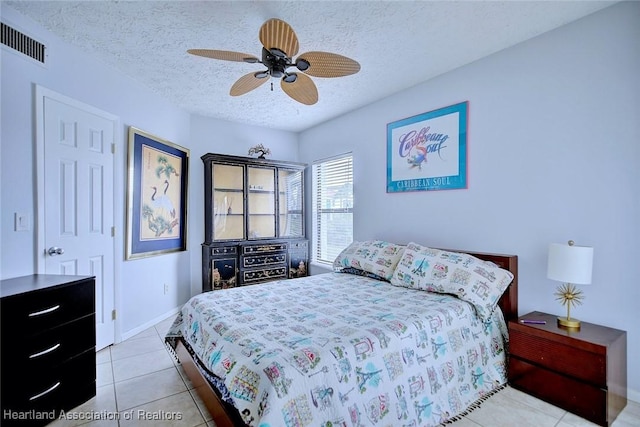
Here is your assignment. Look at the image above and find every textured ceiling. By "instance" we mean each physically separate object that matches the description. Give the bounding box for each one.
[5,1,615,132]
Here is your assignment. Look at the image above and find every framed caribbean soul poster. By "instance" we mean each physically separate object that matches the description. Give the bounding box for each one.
[126,127,189,260]
[387,101,468,193]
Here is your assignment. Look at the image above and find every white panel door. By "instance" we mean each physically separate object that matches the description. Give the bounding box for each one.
[41,93,116,350]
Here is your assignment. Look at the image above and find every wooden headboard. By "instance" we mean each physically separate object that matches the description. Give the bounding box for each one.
[445,249,519,321]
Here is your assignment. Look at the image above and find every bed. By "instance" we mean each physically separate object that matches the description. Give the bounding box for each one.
[166,241,518,427]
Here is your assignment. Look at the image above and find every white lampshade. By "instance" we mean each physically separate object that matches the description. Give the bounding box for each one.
[547,242,594,285]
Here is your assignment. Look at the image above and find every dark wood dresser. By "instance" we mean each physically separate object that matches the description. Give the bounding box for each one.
[1,274,96,426]
[508,311,627,426]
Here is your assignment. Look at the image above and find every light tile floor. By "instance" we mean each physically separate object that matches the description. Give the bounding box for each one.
[48,315,640,427]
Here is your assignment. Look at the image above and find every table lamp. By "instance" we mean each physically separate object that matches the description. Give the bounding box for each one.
[547,240,594,329]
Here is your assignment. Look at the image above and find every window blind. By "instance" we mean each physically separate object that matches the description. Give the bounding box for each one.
[312,153,353,264]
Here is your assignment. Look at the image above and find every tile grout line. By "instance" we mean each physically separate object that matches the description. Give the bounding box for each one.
[109,346,122,427]
[110,325,206,425]
[502,389,568,422]
[155,323,211,425]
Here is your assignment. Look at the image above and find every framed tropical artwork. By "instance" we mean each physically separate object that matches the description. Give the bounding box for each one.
[126,126,189,260]
[387,101,468,192]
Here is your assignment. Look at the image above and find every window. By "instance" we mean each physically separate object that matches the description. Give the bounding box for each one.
[312,153,353,265]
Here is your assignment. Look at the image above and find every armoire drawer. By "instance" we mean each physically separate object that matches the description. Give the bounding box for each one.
[289,241,308,250]
[242,267,287,283]
[242,253,287,268]
[211,246,237,256]
[243,243,288,254]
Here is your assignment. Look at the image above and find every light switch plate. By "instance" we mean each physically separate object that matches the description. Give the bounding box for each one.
[15,212,30,231]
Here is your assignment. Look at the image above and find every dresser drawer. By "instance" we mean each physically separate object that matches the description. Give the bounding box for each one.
[1,279,94,335]
[509,328,606,387]
[242,253,287,268]
[4,348,96,412]
[509,357,607,426]
[5,314,95,371]
[242,267,287,283]
[1,380,96,427]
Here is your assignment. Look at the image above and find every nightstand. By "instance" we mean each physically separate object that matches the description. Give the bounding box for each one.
[508,311,627,426]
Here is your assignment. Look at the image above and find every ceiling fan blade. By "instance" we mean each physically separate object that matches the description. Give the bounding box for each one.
[280,73,318,105]
[259,18,299,57]
[188,49,259,63]
[230,72,268,96]
[297,51,361,78]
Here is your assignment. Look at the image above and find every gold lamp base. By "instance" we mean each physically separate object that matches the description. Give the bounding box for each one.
[555,282,584,330]
[557,316,581,329]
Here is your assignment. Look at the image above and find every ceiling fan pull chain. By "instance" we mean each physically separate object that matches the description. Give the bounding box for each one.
[271,82,274,91]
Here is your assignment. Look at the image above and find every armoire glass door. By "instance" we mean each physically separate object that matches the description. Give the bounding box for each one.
[212,163,245,240]
[247,166,276,239]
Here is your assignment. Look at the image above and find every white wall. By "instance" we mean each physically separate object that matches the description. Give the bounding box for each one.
[0,6,299,340]
[298,2,640,399]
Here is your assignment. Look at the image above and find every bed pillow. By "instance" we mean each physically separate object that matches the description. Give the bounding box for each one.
[390,242,514,320]
[333,240,405,281]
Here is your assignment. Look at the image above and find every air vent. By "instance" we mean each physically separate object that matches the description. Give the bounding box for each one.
[1,22,46,63]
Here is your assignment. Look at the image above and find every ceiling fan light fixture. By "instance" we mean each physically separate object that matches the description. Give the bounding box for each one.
[295,58,310,71]
[254,70,269,79]
[283,73,297,83]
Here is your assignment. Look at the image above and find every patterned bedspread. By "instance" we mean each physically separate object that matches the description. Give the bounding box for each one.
[166,272,508,427]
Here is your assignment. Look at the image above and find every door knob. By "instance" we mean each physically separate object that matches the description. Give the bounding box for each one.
[47,247,64,256]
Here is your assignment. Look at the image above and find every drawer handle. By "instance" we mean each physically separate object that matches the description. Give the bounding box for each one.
[28,304,61,317]
[29,343,61,359]
[29,381,61,401]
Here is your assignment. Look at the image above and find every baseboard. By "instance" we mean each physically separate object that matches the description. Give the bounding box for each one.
[119,306,182,342]
[628,387,640,404]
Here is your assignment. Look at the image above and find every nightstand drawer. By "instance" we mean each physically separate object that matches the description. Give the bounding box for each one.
[509,357,606,426]
[510,328,606,387]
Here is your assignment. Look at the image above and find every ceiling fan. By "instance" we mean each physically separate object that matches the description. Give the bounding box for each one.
[187,18,361,105]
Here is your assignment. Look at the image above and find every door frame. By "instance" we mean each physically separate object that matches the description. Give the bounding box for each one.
[34,84,121,344]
